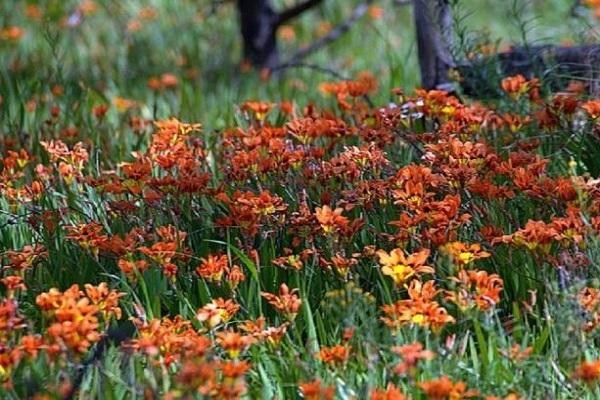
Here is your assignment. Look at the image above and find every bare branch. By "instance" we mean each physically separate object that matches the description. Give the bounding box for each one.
[271,61,375,107]
[277,0,324,26]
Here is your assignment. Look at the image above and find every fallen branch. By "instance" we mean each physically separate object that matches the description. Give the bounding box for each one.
[459,44,600,96]
[276,0,374,69]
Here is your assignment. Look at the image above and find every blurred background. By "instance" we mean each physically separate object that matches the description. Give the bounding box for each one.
[0,0,598,145]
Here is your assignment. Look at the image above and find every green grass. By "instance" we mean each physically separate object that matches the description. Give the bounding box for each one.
[3,1,600,399]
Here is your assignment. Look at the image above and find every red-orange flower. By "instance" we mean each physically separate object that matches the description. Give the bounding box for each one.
[371,384,407,400]
[441,242,491,267]
[381,280,455,332]
[446,269,503,312]
[299,379,335,400]
[261,284,302,321]
[196,298,240,329]
[419,376,479,399]
[573,359,600,385]
[317,344,351,366]
[215,330,255,358]
[392,341,435,375]
[196,254,229,283]
[315,206,349,234]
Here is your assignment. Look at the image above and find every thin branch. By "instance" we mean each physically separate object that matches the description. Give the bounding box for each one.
[276,0,374,68]
[277,0,324,26]
[272,61,349,80]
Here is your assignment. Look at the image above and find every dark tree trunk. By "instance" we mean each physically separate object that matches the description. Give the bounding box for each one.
[236,0,323,69]
[237,0,280,68]
[413,0,455,90]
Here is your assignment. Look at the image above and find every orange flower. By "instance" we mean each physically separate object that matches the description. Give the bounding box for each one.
[368,6,385,20]
[501,75,527,95]
[299,379,335,400]
[196,298,240,329]
[1,276,26,294]
[241,101,274,121]
[138,241,177,265]
[441,242,491,267]
[317,344,350,365]
[584,0,600,7]
[261,284,302,321]
[381,280,454,332]
[573,359,600,385]
[112,97,138,112]
[128,316,211,365]
[227,265,246,289]
[220,359,251,378]
[1,26,25,42]
[582,99,600,119]
[493,220,558,253]
[161,73,178,89]
[176,360,217,394]
[40,140,89,183]
[315,206,349,234]
[278,25,296,42]
[446,269,503,312]
[485,394,523,400]
[35,284,112,354]
[84,282,125,320]
[5,244,48,272]
[217,190,287,236]
[217,360,251,398]
[500,75,539,100]
[329,254,358,279]
[19,335,44,358]
[319,72,377,110]
[500,344,532,363]
[371,384,407,400]
[377,248,434,286]
[240,317,289,346]
[419,376,479,399]
[392,341,435,375]
[578,287,600,332]
[118,258,149,281]
[0,299,26,340]
[216,330,255,358]
[196,254,229,283]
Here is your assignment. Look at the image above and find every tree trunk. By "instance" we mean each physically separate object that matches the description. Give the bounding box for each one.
[237,0,280,68]
[409,1,600,96]
[236,0,323,69]
[413,0,455,90]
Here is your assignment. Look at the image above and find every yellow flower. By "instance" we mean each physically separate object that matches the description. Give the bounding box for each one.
[377,248,434,286]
